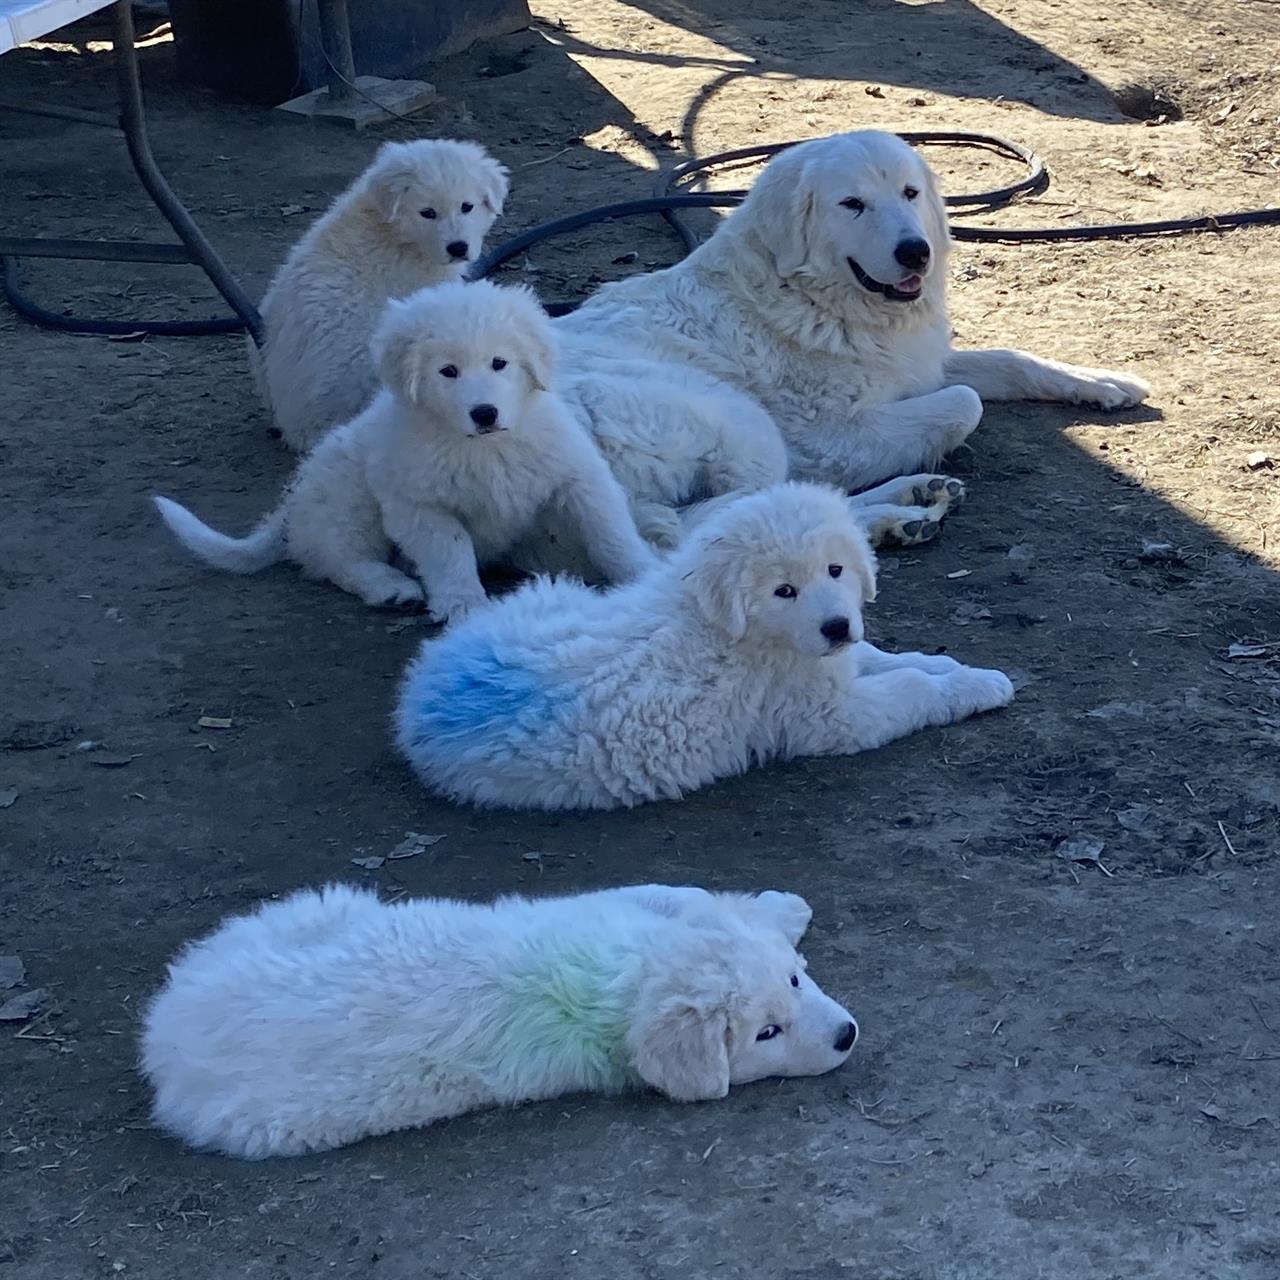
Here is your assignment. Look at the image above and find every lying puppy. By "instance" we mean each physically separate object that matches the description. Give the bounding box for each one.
[140,882,857,1159]
[252,138,509,452]
[397,481,1014,809]
[157,281,658,618]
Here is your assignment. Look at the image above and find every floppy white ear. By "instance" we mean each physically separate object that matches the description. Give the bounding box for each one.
[482,160,510,217]
[685,538,749,641]
[748,155,816,277]
[515,316,555,392]
[852,537,878,605]
[627,990,731,1102]
[369,300,420,401]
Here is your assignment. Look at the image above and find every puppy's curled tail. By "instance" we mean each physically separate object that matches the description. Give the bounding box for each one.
[153,496,286,574]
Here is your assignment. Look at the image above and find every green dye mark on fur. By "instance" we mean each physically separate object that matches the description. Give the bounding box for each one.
[503,942,640,1092]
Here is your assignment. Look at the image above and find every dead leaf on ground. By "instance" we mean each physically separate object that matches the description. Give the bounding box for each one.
[90,755,140,768]
[1057,837,1105,864]
[1246,451,1274,470]
[196,716,233,730]
[351,856,386,870]
[0,988,47,1021]
[0,955,25,989]
[0,788,17,808]
[388,831,446,860]
[1224,642,1273,660]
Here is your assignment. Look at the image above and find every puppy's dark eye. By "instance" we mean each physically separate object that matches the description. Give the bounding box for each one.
[491,358,508,371]
[439,365,459,379]
[840,197,865,214]
[829,564,843,579]
[790,974,800,988]
[904,186,919,200]
[756,1025,783,1041]
[461,202,474,214]
[420,208,437,220]
[774,584,797,599]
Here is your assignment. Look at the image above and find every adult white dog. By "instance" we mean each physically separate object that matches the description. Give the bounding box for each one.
[140,882,857,1159]
[253,138,509,452]
[396,482,1014,810]
[548,129,1151,545]
[157,281,657,619]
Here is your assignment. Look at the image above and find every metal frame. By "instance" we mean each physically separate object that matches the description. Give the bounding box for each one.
[0,0,262,340]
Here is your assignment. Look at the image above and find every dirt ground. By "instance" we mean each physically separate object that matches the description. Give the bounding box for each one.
[3,1,1280,1276]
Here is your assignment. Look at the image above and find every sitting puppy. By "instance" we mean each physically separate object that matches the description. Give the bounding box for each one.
[156,281,659,618]
[140,882,857,1159]
[396,481,1015,809]
[252,138,509,452]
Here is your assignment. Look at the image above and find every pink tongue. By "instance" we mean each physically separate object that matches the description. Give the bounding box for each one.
[897,274,923,292]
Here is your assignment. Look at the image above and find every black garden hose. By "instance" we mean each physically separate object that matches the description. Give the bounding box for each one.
[471,129,1280,300]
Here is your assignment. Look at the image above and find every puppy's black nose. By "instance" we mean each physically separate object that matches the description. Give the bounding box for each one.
[820,616,851,644]
[446,240,470,260]
[469,403,499,429]
[834,1021,858,1053]
[894,237,931,271]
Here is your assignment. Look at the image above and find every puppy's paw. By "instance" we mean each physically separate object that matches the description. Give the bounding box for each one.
[753,890,813,945]
[1054,365,1151,409]
[940,666,1015,719]
[866,509,942,548]
[937,384,984,437]
[365,578,426,610]
[426,593,488,628]
[911,475,966,513]
[634,503,684,551]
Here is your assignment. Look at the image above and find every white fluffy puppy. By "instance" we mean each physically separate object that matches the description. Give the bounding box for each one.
[397,482,1014,810]
[140,882,857,1159]
[157,281,658,619]
[550,130,1151,545]
[253,138,509,452]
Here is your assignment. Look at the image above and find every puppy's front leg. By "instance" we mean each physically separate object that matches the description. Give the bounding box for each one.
[944,349,1150,410]
[788,662,1014,757]
[559,449,662,583]
[808,387,984,492]
[379,504,487,625]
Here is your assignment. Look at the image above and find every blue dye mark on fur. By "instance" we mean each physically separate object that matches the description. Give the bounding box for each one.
[402,642,559,746]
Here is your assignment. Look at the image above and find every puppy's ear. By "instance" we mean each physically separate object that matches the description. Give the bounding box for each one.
[514,314,555,392]
[627,988,731,1102]
[368,146,414,222]
[481,159,510,217]
[850,535,878,605]
[369,299,421,402]
[685,538,749,641]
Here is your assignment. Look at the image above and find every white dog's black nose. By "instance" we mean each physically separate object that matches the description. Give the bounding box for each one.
[470,404,499,429]
[833,1021,858,1053]
[820,616,851,644]
[894,238,931,271]
[447,240,470,260]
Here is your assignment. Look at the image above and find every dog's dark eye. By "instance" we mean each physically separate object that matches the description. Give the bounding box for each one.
[491,358,508,371]
[420,208,437,220]
[840,197,865,214]
[774,584,797,599]
[829,564,843,579]
[904,186,919,201]
[461,202,474,214]
[790,974,800,988]
[756,1025,783,1041]
[439,365,459,379]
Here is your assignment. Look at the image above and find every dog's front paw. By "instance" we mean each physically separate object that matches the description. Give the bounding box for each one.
[426,593,488,628]
[940,666,1015,719]
[753,890,813,945]
[371,580,426,610]
[1059,365,1151,409]
[937,384,984,442]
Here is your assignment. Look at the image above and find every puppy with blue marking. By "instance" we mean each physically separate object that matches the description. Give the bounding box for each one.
[140,882,856,1158]
[396,481,1014,809]
[155,280,659,620]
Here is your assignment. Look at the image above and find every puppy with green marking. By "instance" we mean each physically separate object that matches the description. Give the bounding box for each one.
[140,882,856,1159]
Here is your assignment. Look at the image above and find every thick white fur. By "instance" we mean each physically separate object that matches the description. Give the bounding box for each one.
[140,882,857,1159]
[157,281,657,619]
[397,482,1015,810]
[545,130,1150,543]
[252,138,509,452]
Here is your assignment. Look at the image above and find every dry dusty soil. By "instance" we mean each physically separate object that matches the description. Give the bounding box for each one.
[3,1,1280,1277]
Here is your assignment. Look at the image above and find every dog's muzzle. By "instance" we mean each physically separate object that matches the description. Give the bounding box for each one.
[848,257,923,303]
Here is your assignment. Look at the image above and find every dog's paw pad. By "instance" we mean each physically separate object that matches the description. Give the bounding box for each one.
[901,519,923,538]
